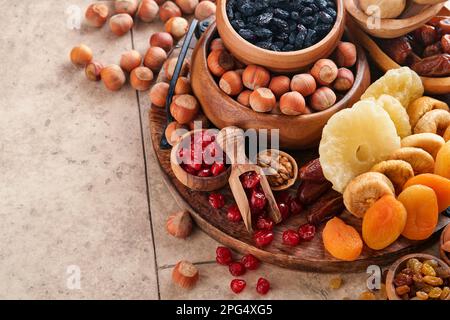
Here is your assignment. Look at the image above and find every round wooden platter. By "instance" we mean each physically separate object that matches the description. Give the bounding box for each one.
[149,46,450,273]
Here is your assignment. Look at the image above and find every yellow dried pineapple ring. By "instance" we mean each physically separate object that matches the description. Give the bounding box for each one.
[368,95,411,138]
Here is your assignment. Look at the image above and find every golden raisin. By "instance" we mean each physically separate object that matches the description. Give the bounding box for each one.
[396,285,411,296]
[423,259,439,268]
[421,263,437,276]
[423,276,443,286]
[407,258,423,273]
[359,291,376,300]
[428,287,442,299]
[440,287,450,300]
[329,277,343,289]
[416,291,429,300]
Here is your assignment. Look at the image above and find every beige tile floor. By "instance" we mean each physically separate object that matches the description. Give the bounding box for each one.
[0,0,444,300]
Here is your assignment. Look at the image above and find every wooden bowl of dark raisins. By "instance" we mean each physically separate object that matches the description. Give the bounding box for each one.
[216,0,345,73]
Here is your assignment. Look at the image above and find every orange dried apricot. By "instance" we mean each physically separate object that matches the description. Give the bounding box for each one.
[403,174,450,212]
[362,195,407,250]
[435,141,450,179]
[322,217,363,262]
[398,185,439,240]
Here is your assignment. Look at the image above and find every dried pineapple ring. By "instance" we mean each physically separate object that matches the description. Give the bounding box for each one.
[389,147,435,175]
[408,97,449,129]
[414,109,450,135]
[319,100,401,193]
[368,95,411,138]
[361,67,424,109]
[370,160,414,194]
[401,133,445,159]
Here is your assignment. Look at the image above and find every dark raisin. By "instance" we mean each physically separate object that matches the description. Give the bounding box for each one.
[256,12,273,26]
[274,8,290,20]
[319,12,334,24]
[238,29,257,41]
[254,28,273,39]
[291,11,301,21]
[304,29,317,47]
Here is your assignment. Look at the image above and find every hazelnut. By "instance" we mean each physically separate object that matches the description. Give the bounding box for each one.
[149,32,174,52]
[149,82,169,107]
[249,88,276,113]
[310,87,337,111]
[85,3,109,27]
[85,61,104,81]
[172,260,199,289]
[115,0,138,15]
[144,46,167,72]
[195,1,216,20]
[334,42,357,68]
[120,50,142,73]
[310,59,338,86]
[163,57,190,80]
[269,75,290,98]
[279,92,307,116]
[165,16,189,39]
[159,1,182,22]
[290,73,317,97]
[237,90,252,107]
[165,122,189,147]
[137,0,159,22]
[175,77,192,95]
[333,68,355,91]
[210,38,225,52]
[170,94,200,124]
[130,66,154,91]
[219,71,243,96]
[175,0,199,14]
[70,44,93,67]
[109,13,134,36]
[242,65,271,90]
[189,113,210,130]
[101,65,126,91]
[166,210,193,238]
[207,50,234,77]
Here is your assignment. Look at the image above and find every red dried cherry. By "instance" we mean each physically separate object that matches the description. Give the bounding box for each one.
[227,205,242,222]
[250,189,267,213]
[256,216,274,231]
[229,262,246,276]
[256,278,270,295]
[288,197,303,215]
[277,202,290,220]
[211,162,226,176]
[253,230,274,247]
[216,246,232,265]
[230,279,246,294]
[197,168,212,177]
[209,193,225,209]
[282,230,300,246]
[240,171,261,189]
[241,254,260,270]
[298,223,316,241]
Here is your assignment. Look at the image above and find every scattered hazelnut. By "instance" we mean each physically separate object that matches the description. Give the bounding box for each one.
[115,0,138,15]
[290,73,317,97]
[219,70,243,96]
[237,90,252,107]
[85,61,104,81]
[166,210,193,238]
[149,82,169,107]
[310,59,338,86]
[249,88,276,113]
[269,75,290,99]
[163,57,190,80]
[207,50,234,77]
[159,1,182,22]
[175,0,199,14]
[109,13,134,36]
[130,66,154,91]
[144,46,167,72]
[165,16,189,39]
[172,260,199,289]
[189,113,210,130]
[310,87,337,111]
[195,1,216,20]
[210,38,225,52]
[165,122,189,146]
[333,68,355,91]
[85,3,109,28]
[120,50,142,73]
[334,42,357,68]
[242,65,271,90]
[137,0,159,22]
[149,32,174,52]
[70,44,93,67]
[100,65,126,91]
[175,77,192,95]
[280,91,307,116]
[170,94,200,124]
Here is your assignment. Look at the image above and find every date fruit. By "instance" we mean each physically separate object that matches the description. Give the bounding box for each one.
[299,158,326,182]
[414,25,437,46]
[297,180,332,205]
[306,190,345,225]
[412,53,450,77]
[380,36,412,65]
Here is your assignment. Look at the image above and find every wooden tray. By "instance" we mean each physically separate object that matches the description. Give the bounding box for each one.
[149,45,450,273]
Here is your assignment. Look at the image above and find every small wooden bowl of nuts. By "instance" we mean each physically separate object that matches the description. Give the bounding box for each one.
[257,149,298,191]
[386,253,450,300]
[440,223,450,266]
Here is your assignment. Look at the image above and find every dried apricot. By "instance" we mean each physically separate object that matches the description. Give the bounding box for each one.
[403,174,450,212]
[435,141,450,179]
[362,195,407,250]
[322,217,363,261]
[398,185,439,240]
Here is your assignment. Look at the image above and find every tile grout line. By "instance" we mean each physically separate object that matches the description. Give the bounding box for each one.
[130,28,162,300]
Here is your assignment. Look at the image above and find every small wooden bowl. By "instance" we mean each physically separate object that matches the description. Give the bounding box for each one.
[347,18,450,95]
[257,149,298,191]
[170,130,231,192]
[386,253,450,300]
[440,224,450,266]
[215,0,345,73]
[346,0,446,39]
[191,23,371,150]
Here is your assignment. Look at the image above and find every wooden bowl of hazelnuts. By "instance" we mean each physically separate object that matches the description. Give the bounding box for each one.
[190,22,371,150]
